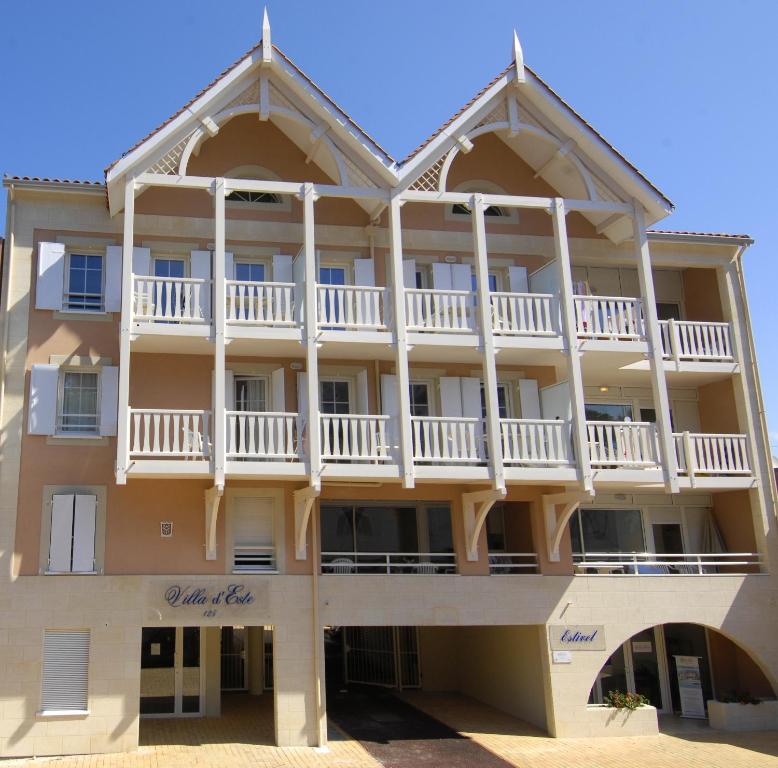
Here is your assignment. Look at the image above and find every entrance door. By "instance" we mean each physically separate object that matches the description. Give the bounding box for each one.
[141,626,203,716]
[343,626,420,689]
[221,626,248,690]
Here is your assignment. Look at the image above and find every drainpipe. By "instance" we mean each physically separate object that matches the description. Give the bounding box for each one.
[310,500,327,748]
[0,183,16,454]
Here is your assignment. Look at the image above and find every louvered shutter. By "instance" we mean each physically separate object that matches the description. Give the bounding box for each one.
[460,378,482,419]
[451,263,471,292]
[49,494,74,573]
[518,379,541,419]
[508,266,529,294]
[41,630,90,712]
[104,246,123,312]
[297,372,308,432]
[271,367,286,411]
[190,250,212,320]
[380,374,400,459]
[225,251,234,280]
[36,242,66,310]
[293,251,305,323]
[356,369,369,414]
[431,262,452,290]
[439,377,463,418]
[402,259,416,289]
[273,254,293,283]
[233,497,274,547]
[71,495,97,573]
[28,364,59,436]
[354,258,375,287]
[131,246,151,277]
[99,366,119,436]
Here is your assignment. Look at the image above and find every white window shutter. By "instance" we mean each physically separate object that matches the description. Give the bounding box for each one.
[402,259,416,289]
[381,374,400,458]
[271,367,285,411]
[71,495,97,573]
[354,258,376,287]
[451,263,472,292]
[297,372,308,430]
[36,242,65,310]
[439,377,463,418]
[508,266,529,294]
[273,254,293,283]
[356,369,369,414]
[132,246,151,276]
[28,364,59,435]
[225,370,235,411]
[292,252,305,323]
[460,377,482,419]
[104,246,123,312]
[431,262,453,290]
[225,252,234,280]
[519,379,541,419]
[41,630,90,712]
[49,494,74,572]
[233,498,274,547]
[540,381,571,421]
[99,366,119,436]
[190,250,212,321]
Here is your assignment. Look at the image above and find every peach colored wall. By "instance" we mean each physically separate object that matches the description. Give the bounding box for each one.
[708,630,775,698]
[503,502,534,553]
[683,268,723,322]
[698,379,740,434]
[136,116,368,227]
[712,490,757,556]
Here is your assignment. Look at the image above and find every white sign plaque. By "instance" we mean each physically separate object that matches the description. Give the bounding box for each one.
[552,650,573,664]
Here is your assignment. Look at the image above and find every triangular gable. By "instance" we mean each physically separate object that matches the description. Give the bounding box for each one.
[105,40,398,214]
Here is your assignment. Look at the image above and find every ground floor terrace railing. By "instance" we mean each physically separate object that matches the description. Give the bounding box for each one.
[321,552,457,574]
[573,295,644,339]
[659,319,734,362]
[587,420,659,468]
[317,284,387,330]
[225,280,295,326]
[488,553,539,573]
[491,292,558,336]
[411,416,485,464]
[674,432,751,477]
[133,276,211,323]
[573,552,762,575]
[226,411,300,460]
[320,414,391,462]
[500,418,574,465]
[129,409,211,458]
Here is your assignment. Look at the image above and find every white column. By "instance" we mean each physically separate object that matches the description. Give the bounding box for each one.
[213,178,227,488]
[632,202,678,493]
[471,194,505,491]
[551,198,592,492]
[387,195,415,488]
[302,183,321,489]
[115,178,135,485]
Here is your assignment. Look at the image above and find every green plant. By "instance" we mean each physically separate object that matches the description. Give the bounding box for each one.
[604,690,650,710]
[718,690,761,705]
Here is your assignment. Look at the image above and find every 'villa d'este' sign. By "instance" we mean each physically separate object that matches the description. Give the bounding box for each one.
[164,584,255,617]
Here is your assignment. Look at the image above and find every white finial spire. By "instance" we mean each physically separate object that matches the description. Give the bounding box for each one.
[262,7,272,64]
[513,29,526,84]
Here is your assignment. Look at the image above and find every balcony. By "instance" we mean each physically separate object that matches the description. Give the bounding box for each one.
[573,552,762,575]
[490,292,559,336]
[411,416,485,465]
[586,420,659,468]
[317,284,387,331]
[320,552,457,574]
[133,276,211,325]
[225,280,296,327]
[226,411,300,461]
[320,414,392,463]
[500,419,573,466]
[674,432,754,488]
[487,553,539,574]
[659,319,736,377]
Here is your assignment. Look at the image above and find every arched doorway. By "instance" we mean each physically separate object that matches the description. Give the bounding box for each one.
[589,623,775,717]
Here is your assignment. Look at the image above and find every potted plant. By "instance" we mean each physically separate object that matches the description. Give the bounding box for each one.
[604,690,650,710]
[708,691,778,731]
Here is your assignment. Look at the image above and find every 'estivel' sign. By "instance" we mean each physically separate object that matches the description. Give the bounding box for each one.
[548,625,606,651]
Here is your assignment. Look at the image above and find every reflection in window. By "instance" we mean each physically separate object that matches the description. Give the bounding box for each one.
[570,508,645,554]
[584,403,633,422]
[226,190,281,204]
[60,371,99,433]
[66,254,103,311]
[452,203,506,217]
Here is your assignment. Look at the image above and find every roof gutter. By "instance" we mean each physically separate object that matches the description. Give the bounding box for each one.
[2,177,105,196]
[647,231,754,247]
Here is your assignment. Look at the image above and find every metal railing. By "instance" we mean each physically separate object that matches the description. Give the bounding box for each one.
[488,553,539,574]
[659,319,734,362]
[233,545,276,572]
[129,408,211,458]
[226,280,295,325]
[317,284,387,329]
[674,432,751,478]
[411,416,485,464]
[405,288,475,333]
[226,411,300,460]
[490,292,558,336]
[573,295,644,339]
[133,276,211,323]
[586,420,659,467]
[500,418,574,465]
[321,552,457,574]
[320,414,391,462]
[573,552,762,575]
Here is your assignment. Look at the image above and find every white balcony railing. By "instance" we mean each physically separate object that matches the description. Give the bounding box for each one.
[573,552,762,575]
[129,408,211,458]
[674,432,751,478]
[659,319,734,362]
[233,545,276,573]
[321,552,457,574]
[488,553,539,574]
[500,418,574,465]
[226,411,300,460]
[317,285,387,329]
[574,295,644,339]
[411,416,485,464]
[405,288,474,333]
[226,280,295,326]
[491,292,558,336]
[587,421,659,467]
[133,276,211,323]
[320,414,391,462]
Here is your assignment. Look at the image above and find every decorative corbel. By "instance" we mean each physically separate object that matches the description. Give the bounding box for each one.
[294,486,320,560]
[204,485,224,561]
[507,93,521,137]
[512,30,526,85]
[542,491,591,562]
[454,134,474,154]
[261,7,272,65]
[462,488,507,561]
[305,123,330,164]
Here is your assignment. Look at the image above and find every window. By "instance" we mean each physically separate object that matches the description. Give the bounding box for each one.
[470,272,499,293]
[486,505,506,551]
[65,253,103,311]
[235,376,268,412]
[59,371,99,434]
[234,262,266,282]
[569,508,645,555]
[232,497,276,572]
[41,630,90,713]
[409,382,431,417]
[320,380,351,414]
[451,202,507,217]
[47,494,97,573]
[656,302,682,321]
[226,190,281,204]
[584,402,633,422]
[480,384,509,419]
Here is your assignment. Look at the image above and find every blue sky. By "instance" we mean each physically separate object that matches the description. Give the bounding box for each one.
[2,1,777,444]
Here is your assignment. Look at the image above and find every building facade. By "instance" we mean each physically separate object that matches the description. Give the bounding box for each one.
[1,20,777,758]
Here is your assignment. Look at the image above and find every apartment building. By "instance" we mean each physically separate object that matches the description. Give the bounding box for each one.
[0,19,776,758]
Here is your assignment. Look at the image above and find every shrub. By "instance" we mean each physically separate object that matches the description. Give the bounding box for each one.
[604,690,650,710]
[718,690,761,705]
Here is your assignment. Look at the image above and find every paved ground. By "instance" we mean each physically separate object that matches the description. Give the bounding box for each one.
[4,691,778,768]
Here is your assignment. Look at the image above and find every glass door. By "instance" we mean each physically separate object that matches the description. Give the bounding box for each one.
[319,266,346,326]
[154,258,186,320]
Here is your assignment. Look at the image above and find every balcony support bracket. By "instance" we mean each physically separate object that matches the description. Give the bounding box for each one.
[204,485,224,561]
[543,491,591,562]
[463,488,506,561]
[295,486,320,560]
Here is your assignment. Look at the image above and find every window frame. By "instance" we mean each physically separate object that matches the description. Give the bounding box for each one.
[234,374,270,413]
[56,368,101,437]
[225,488,285,575]
[224,165,292,213]
[39,629,90,716]
[445,181,519,224]
[62,250,105,314]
